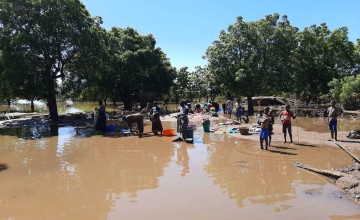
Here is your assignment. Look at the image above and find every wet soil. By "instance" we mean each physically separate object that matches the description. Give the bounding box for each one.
[0,112,360,219]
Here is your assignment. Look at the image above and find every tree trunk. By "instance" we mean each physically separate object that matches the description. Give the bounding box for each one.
[50,124,59,136]
[30,99,35,112]
[247,96,254,115]
[123,94,132,110]
[6,99,10,107]
[104,98,107,107]
[293,162,345,178]
[47,94,59,122]
[332,140,360,163]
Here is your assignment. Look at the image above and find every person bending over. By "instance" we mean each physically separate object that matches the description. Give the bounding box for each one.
[123,113,144,138]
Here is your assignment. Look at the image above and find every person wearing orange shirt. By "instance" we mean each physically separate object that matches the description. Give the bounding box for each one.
[279,104,297,143]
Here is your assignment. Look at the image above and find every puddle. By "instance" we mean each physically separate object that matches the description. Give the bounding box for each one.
[0,121,360,219]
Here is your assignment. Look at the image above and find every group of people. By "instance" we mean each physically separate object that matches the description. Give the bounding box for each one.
[223,99,249,123]
[257,100,344,150]
[93,101,164,138]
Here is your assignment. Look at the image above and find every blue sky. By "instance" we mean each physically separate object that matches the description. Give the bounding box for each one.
[80,0,360,71]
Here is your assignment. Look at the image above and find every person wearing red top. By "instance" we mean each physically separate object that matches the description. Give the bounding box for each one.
[279,104,297,143]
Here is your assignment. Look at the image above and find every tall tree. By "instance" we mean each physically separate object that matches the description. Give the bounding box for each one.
[205,14,297,114]
[0,0,93,121]
[293,24,355,102]
[106,27,175,109]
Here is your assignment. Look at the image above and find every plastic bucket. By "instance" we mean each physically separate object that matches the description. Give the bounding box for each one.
[106,125,116,132]
[203,123,210,132]
[187,125,196,130]
[186,128,194,139]
[95,130,103,135]
[239,127,249,135]
[163,128,175,136]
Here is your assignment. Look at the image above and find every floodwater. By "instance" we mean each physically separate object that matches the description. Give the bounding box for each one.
[1,118,360,220]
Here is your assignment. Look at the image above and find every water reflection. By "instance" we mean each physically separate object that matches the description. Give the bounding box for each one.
[0,131,174,219]
[202,132,352,207]
[1,121,360,219]
[176,143,191,176]
[0,126,54,139]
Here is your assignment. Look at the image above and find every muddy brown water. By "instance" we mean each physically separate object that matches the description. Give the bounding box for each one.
[1,118,360,219]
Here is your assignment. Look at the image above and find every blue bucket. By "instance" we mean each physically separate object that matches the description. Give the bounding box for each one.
[106,125,116,132]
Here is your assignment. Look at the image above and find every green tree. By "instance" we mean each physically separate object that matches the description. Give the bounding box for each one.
[205,14,297,114]
[293,24,355,102]
[329,76,360,110]
[169,67,190,103]
[106,27,175,109]
[0,0,94,121]
[62,16,111,103]
[188,66,208,102]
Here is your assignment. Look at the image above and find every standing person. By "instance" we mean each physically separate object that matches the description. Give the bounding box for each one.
[327,100,343,141]
[178,101,189,140]
[222,103,227,115]
[242,107,249,123]
[149,101,163,135]
[95,104,106,133]
[226,98,233,119]
[268,109,275,146]
[259,107,270,150]
[123,113,144,138]
[235,99,242,122]
[279,104,297,143]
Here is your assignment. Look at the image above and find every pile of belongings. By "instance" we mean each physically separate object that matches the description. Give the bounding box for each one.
[248,124,261,134]
[347,130,360,139]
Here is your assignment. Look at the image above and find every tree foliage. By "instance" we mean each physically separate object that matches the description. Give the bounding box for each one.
[205,13,358,111]
[0,0,94,120]
[0,0,175,117]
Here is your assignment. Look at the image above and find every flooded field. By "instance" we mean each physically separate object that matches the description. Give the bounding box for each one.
[1,118,360,219]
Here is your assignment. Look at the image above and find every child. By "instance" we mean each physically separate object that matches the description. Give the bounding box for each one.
[268,109,275,146]
[259,107,270,150]
[279,104,296,143]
